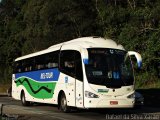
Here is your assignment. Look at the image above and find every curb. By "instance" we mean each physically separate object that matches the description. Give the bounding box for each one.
[0,93,8,97]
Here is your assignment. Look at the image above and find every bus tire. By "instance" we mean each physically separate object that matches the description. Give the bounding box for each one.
[21,91,30,106]
[60,93,71,113]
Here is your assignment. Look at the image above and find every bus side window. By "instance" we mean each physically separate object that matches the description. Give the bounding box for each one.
[45,51,59,69]
[23,58,35,72]
[37,64,44,70]
[60,50,75,77]
[35,55,46,70]
[15,61,22,73]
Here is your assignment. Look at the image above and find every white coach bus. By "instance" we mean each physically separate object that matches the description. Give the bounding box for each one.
[12,37,142,112]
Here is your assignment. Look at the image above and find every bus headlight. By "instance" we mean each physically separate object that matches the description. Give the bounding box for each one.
[85,91,99,98]
[127,93,135,99]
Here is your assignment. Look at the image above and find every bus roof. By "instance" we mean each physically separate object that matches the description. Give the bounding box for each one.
[15,36,125,61]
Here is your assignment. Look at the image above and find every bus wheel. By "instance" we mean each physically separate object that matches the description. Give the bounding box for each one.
[60,93,70,112]
[21,91,30,106]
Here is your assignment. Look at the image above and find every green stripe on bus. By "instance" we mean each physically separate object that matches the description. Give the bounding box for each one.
[15,77,57,99]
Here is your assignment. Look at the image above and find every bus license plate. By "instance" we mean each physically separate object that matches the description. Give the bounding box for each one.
[110,101,118,105]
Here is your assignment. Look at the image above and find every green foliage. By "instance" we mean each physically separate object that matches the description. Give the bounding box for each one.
[0,0,159,88]
[96,0,160,88]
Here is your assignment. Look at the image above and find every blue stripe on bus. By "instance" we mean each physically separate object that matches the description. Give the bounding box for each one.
[15,68,60,82]
[138,61,142,68]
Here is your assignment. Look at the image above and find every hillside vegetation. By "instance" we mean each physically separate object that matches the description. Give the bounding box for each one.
[0,0,160,88]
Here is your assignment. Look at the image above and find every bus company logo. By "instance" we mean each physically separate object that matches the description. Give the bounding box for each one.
[110,49,114,54]
[40,72,53,79]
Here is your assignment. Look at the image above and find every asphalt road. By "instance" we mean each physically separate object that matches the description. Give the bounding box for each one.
[0,96,160,120]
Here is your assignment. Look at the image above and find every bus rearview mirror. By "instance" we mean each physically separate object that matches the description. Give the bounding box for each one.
[128,51,142,69]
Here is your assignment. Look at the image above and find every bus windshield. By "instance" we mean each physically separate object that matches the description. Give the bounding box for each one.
[85,48,134,88]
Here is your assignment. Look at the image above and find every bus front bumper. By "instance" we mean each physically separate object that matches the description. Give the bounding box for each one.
[84,98,135,108]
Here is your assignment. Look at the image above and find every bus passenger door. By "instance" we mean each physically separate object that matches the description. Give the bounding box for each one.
[60,48,84,108]
[75,52,84,108]
[60,50,76,107]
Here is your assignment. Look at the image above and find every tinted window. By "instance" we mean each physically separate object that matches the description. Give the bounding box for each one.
[23,58,35,72]
[85,48,134,88]
[60,50,75,77]
[45,51,59,69]
[14,51,59,73]
[14,61,22,73]
[60,50,83,81]
[35,55,46,70]
[34,51,59,70]
[75,52,83,81]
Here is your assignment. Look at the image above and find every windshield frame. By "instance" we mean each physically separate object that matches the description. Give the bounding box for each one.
[84,48,134,88]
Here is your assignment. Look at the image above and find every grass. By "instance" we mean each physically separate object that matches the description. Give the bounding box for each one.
[0,83,11,93]
[135,71,160,89]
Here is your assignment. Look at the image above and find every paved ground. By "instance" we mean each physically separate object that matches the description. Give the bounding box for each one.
[0,96,160,120]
